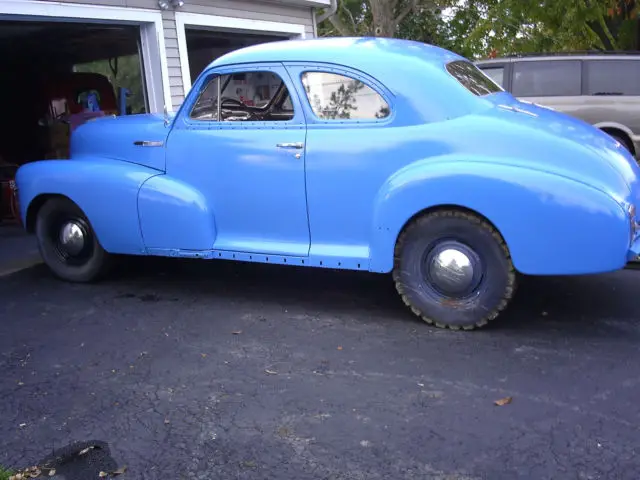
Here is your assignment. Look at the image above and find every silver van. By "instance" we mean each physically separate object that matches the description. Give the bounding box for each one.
[476,53,640,160]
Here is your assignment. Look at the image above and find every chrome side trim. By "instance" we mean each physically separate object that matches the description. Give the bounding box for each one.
[133,141,164,147]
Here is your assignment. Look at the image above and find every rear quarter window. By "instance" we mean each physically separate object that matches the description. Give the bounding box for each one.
[446,60,503,96]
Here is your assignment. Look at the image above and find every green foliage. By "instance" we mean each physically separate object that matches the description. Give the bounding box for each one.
[318,0,639,60]
[450,0,638,58]
[0,466,13,480]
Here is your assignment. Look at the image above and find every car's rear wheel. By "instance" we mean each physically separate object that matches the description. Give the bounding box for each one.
[35,197,112,282]
[392,209,516,330]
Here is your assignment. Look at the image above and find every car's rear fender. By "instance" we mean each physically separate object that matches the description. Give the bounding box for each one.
[369,158,630,275]
[16,157,161,254]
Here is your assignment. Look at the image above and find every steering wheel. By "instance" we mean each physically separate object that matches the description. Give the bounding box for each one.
[220,97,260,120]
[220,97,246,108]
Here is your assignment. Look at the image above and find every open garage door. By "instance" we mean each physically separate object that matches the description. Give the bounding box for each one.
[185,28,286,83]
[174,12,307,104]
[0,20,147,166]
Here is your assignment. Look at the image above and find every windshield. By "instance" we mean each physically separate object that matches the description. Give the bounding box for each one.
[445,60,504,96]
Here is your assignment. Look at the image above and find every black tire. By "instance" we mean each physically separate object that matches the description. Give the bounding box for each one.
[393,209,516,330]
[35,197,112,283]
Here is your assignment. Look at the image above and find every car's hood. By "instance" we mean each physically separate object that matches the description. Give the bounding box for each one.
[70,113,171,172]
[468,92,640,209]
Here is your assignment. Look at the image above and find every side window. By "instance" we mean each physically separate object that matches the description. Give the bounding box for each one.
[585,60,640,96]
[189,70,294,122]
[281,93,293,111]
[480,66,505,87]
[190,75,220,121]
[301,71,390,120]
[512,60,581,97]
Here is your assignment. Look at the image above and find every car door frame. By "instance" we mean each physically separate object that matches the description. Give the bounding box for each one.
[164,61,313,257]
[174,61,309,132]
[281,62,399,271]
[282,62,396,128]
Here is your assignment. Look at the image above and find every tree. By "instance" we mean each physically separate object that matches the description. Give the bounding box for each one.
[447,0,639,58]
[318,0,442,38]
[318,0,639,60]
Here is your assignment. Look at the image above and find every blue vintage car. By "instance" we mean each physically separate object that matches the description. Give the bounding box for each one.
[15,37,640,330]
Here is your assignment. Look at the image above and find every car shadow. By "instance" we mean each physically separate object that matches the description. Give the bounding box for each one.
[104,256,640,338]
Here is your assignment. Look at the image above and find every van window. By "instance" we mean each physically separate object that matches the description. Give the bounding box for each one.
[585,59,640,96]
[512,60,581,97]
[481,66,505,87]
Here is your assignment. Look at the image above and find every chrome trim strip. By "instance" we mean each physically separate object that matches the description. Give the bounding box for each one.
[133,140,164,147]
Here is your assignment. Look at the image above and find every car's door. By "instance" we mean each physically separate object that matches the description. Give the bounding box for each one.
[282,62,397,267]
[165,63,310,257]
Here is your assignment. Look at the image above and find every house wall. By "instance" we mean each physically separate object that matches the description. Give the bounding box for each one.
[40,0,317,110]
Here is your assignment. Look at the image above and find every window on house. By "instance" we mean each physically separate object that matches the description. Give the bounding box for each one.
[190,70,294,122]
[512,60,582,97]
[301,71,390,120]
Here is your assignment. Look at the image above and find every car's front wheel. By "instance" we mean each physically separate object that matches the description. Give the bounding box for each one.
[392,209,516,330]
[35,197,112,282]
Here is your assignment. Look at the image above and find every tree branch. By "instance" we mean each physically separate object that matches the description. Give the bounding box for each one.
[395,0,419,26]
[328,14,353,36]
[343,4,359,33]
[322,1,356,36]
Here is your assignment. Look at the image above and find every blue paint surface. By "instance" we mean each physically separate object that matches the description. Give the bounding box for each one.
[15,37,640,276]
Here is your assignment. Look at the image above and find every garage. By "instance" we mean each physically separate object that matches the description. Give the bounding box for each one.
[0,20,148,167]
[0,0,173,168]
[0,5,312,166]
[172,11,308,105]
[184,28,286,84]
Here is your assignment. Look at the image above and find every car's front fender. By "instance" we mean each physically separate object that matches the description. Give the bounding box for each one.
[369,158,630,275]
[16,157,161,254]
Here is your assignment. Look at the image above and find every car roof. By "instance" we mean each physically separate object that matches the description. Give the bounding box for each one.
[207,36,466,73]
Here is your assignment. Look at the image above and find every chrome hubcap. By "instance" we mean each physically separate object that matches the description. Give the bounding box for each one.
[58,221,86,256]
[425,241,482,297]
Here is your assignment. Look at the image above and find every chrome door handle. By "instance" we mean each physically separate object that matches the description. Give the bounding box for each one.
[276,142,304,149]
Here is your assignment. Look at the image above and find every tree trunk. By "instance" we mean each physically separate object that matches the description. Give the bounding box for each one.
[369,0,398,37]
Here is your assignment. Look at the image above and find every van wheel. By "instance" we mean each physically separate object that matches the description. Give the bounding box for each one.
[35,197,112,282]
[392,209,516,330]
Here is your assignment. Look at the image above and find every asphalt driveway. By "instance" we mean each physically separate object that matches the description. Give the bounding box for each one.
[1,258,640,479]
